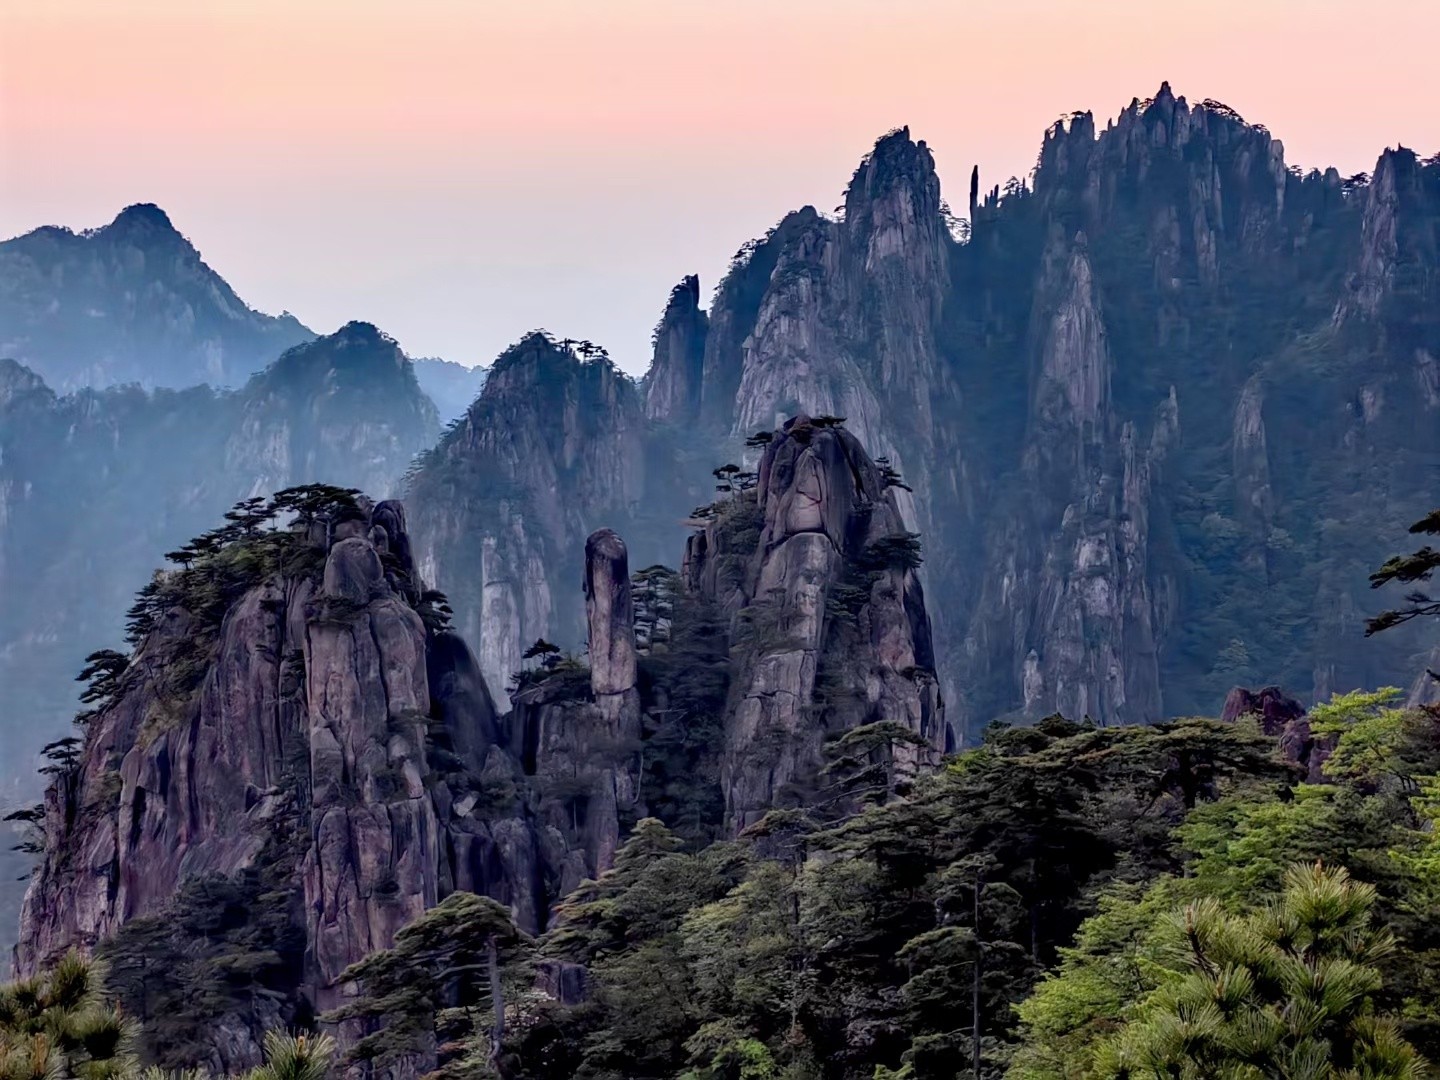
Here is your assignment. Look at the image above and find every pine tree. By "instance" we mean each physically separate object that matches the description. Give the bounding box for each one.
[1094,864,1426,1079]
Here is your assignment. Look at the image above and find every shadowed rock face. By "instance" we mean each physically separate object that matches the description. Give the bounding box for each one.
[643,276,708,423]
[406,332,702,710]
[0,330,441,959]
[505,529,644,894]
[406,334,644,709]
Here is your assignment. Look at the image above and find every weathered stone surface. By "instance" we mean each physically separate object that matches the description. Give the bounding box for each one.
[322,536,385,602]
[585,529,638,697]
[0,322,441,954]
[13,498,558,1067]
[643,275,709,424]
[684,419,946,832]
[407,333,685,709]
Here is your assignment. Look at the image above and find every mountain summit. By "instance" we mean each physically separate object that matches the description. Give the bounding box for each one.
[0,204,313,390]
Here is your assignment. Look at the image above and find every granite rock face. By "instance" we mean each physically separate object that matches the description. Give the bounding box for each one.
[227,322,439,501]
[0,324,440,957]
[12,497,538,1065]
[957,233,1178,728]
[682,418,946,831]
[643,276,709,423]
[407,333,697,709]
[1221,685,1333,782]
[505,529,644,894]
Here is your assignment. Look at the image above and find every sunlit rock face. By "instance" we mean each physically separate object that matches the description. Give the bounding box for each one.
[13,496,551,1068]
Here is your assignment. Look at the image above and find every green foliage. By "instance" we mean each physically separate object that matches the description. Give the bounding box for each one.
[636,584,730,845]
[1307,687,1432,785]
[874,457,912,493]
[509,654,591,698]
[416,589,455,634]
[857,534,923,574]
[522,639,562,663]
[325,892,530,1072]
[244,1031,335,1080]
[99,827,308,1069]
[1367,508,1440,635]
[505,719,1298,1080]
[0,952,136,1080]
[1088,865,1423,1079]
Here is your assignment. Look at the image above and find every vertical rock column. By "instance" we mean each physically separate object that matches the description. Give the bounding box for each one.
[583,529,643,871]
[303,518,442,1010]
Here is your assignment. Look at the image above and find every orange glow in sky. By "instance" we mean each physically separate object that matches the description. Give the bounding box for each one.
[3,0,1437,371]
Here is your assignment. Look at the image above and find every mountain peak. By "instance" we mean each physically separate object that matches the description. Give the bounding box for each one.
[105,203,182,242]
[0,357,53,406]
[844,126,942,232]
[332,320,396,348]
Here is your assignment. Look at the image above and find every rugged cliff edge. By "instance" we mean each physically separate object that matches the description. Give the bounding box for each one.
[407,332,701,707]
[0,323,440,844]
[1,494,523,1070]
[643,88,1437,734]
[14,414,948,1068]
[10,487,726,1068]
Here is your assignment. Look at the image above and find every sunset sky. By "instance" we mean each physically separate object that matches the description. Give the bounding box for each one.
[3,0,1437,374]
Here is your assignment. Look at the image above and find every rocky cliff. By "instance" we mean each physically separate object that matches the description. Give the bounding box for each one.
[226,322,439,499]
[13,412,949,1068]
[406,332,699,707]
[0,204,313,391]
[12,492,546,1067]
[681,417,946,829]
[0,322,440,764]
[0,327,440,958]
[631,87,1440,735]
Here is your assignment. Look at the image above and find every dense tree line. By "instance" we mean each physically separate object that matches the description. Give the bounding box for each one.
[327,701,1440,1079]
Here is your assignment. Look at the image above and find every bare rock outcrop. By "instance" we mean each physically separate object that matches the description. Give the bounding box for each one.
[684,417,946,831]
[959,232,1175,729]
[13,494,543,1067]
[643,276,709,424]
[1222,685,1333,782]
[506,529,644,893]
[408,333,669,709]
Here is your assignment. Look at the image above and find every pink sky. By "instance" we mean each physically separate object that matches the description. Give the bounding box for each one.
[3,0,1437,373]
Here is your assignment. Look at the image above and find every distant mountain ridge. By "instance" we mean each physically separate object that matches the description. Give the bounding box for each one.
[409,356,488,423]
[0,203,313,390]
[409,84,1440,739]
[0,203,484,421]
